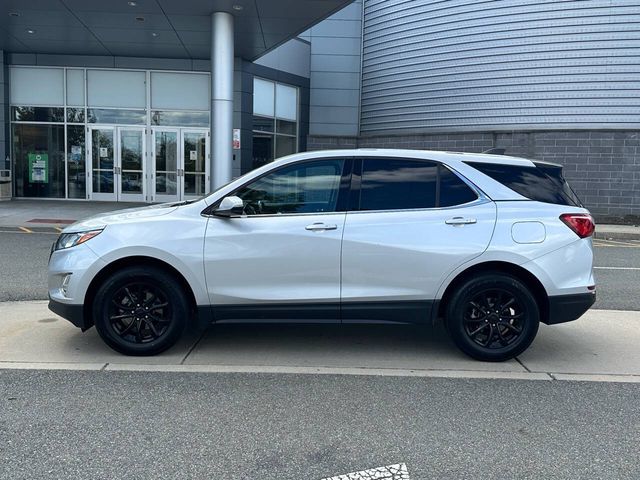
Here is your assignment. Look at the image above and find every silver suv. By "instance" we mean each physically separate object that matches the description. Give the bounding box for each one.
[48,149,596,361]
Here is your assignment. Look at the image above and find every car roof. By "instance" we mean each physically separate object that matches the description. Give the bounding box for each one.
[273,148,537,168]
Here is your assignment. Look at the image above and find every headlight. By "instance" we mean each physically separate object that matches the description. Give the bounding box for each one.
[55,229,104,251]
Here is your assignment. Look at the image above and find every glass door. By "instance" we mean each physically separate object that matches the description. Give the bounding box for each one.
[182,130,209,200]
[118,128,146,202]
[152,129,180,203]
[89,126,116,201]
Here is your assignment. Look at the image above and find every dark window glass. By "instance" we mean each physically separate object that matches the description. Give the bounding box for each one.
[276,119,296,136]
[66,125,86,199]
[253,116,274,133]
[439,165,478,207]
[252,132,274,170]
[87,109,146,125]
[66,108,85,123]
[235,160,344,215]
[13,124,65,198]
[464,161,582,207]
[360,159,437,210]
[12,107,64,123]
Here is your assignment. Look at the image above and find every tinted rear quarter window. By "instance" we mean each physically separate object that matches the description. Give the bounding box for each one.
[464,161,582,207]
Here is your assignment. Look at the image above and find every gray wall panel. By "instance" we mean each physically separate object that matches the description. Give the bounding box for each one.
[306,0,362,136]
[361,0,640,134]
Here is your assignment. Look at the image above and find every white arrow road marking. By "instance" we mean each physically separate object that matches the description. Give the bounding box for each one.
[321,463,410,480]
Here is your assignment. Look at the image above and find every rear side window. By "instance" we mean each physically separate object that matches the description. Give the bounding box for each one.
[358,158,478,211]
[464,161,582,207]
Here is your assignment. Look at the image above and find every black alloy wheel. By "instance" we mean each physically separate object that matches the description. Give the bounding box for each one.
[445,272,539,361]
[463,289,525,349]
[93,266,188,356]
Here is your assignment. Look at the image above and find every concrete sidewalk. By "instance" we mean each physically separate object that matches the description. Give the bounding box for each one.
[1,199,640,239]
[1,301,639,383]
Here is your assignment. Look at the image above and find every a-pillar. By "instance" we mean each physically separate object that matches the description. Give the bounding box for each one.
[210,12,234,189]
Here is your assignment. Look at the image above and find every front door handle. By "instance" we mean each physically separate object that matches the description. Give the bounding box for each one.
[445,217,477,225]
[305,222,338,231]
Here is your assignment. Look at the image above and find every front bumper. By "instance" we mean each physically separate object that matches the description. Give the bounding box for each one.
[545,292,596,325]
[48,299,90,330]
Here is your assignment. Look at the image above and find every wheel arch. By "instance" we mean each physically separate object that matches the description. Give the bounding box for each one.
[435,261,550,325]
[83,256,199,330]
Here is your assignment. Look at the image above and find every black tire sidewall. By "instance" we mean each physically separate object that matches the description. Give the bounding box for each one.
[446,273,540,362]
[93,266,188,356]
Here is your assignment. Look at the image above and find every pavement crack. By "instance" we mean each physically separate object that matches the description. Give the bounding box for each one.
[180,327,208,365]
[515,357,531,373]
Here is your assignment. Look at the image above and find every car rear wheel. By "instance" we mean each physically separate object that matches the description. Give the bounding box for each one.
[93,266,188,356]
[445,273,539,362]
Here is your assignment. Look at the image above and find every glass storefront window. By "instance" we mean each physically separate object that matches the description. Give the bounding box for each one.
[12,107,64,123]
[275,135,296,158]
[151,111,209,127]
[13,124,65,198]
[87,109,146,125]
[66,125,86,199]
[252,132,274,170]
[253,116,274,133]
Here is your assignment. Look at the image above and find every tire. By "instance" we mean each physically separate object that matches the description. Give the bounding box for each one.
[93,266,189,356]
[445,272,540,362]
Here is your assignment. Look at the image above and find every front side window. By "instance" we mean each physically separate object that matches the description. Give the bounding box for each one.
[359,158,478,211]
[234,160,344,215]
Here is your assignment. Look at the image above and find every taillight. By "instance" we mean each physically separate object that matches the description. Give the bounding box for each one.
[560,213,595,238]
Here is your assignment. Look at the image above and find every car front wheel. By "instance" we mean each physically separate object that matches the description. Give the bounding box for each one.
[445,273,540,362]
[93,266,188,356]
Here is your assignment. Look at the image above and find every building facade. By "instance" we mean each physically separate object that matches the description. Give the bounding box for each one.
[2,0,639,221]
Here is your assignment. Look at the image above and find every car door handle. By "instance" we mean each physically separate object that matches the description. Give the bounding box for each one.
[305,222,338,231]
[445,217,477,225]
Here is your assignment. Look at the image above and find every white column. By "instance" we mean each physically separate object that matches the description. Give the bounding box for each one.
[210,12,234,189]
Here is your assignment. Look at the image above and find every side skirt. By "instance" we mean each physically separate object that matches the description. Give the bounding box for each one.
[196,301,434,325]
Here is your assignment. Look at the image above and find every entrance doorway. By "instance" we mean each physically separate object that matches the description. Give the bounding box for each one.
[152,129,210,202]
[88,126,146,202]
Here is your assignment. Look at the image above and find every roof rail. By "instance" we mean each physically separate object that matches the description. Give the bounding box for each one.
[481,148,506,155]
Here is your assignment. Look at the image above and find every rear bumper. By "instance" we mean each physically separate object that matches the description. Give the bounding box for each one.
[545,292,596,325]
[48,299,90,331]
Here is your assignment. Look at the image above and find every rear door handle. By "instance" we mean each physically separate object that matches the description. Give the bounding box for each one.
[445,217,477,225]
[305,222,338,231]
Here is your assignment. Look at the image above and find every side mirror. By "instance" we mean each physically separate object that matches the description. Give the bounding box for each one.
[213,196,244,217]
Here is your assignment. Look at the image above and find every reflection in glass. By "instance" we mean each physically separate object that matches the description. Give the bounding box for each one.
[184,173,206,196]
[91,129,114,194]
[87,109,146,125]
[120,130,143,194]
[67,125,86,199]
[151,111,209,127]
[235,160,343,214]
[155,131,178,195]
[67,108,85,123]
[12,124,65,198]
[183,133,206,174]
[12,106,64,123]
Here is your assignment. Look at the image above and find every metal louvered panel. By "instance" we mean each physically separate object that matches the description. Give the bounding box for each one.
[360,0,640,134]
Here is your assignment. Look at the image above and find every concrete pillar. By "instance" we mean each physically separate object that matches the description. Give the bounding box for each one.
[210,12,234,189]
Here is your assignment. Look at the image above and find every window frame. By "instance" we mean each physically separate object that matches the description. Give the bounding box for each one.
[349,157,485,213]
[203,158,353,217]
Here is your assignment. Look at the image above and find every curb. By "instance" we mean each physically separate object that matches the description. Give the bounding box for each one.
[594,230,640,241]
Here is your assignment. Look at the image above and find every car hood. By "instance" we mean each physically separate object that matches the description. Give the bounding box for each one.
[62,202,183,232]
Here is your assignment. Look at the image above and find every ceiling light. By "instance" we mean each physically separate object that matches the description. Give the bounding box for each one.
[8,12,21,17]
[135,16,145,22]
[128,1,137,6]
[26,29,35,34]
[232,5,243,10]
[151,32,158,37]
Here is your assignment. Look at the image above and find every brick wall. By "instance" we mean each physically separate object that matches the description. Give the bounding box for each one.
[307,131,640,223]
